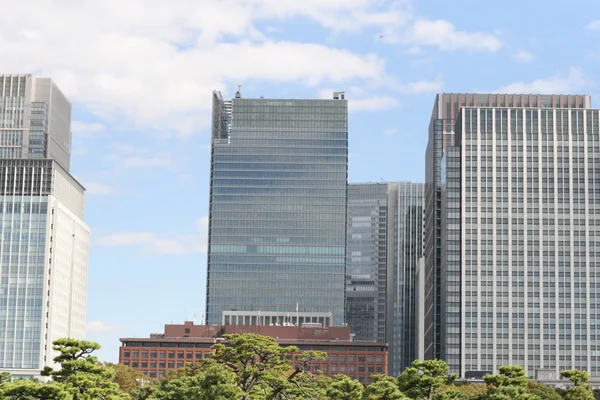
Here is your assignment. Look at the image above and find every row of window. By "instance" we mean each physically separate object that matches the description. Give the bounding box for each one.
[213,147,347,155]
[212,162,347,171]
[208,255,345,264]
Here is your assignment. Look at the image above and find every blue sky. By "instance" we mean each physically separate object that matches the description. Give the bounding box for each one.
[1,0,600,362]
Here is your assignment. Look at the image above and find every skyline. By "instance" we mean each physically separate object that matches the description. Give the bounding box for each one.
[1,0,599,363]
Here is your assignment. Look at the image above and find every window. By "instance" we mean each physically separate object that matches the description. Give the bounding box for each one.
[160,352,166,358]
[177,353,184,359]
[123,352,130,358]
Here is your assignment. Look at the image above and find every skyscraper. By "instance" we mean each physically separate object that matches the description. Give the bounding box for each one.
[0,75,89,378]
[433,94,597,378]
[346,182,423,376]
[205,90,348,325]
[424,93,592,365]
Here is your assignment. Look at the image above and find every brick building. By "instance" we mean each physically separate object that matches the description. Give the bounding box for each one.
[119,321,388,384]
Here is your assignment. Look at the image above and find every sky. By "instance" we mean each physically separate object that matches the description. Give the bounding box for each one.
[1,0,600,362]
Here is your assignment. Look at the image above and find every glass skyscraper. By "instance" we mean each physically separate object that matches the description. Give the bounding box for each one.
[346,182,423,376]
[205,90,348,325]
[0,75,89,378]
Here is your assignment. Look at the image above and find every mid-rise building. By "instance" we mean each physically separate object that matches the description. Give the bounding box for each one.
[205,90,348,325]
[435,95,598,378]
[346,182,423,376]
[0,75,89,378]
[424,93,591,366]
[119,321,388,384]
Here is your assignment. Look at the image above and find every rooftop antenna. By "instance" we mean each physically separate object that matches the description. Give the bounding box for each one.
[235,85,242,99]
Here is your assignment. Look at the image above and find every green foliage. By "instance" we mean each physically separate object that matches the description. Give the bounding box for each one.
[561,369,590,385]
[0,379,72,400]
[561,369,594,400]
[397,360,458,400]
[435,383,486,399]
[42,338,129,400]
[149,363,244,400]
[363,375,408,400]
[482,366,540,400]
[525,381,562,400]
[326,374,363,400]
[103,362,144,395]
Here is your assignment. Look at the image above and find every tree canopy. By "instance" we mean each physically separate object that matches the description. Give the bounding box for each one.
[0,335,591,400]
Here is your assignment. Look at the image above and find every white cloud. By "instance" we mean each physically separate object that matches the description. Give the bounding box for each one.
[71,121,104,137]
[383,18,502,52]
[87,320,120,334]
[0,0,397,137]
[400,75,444,93]
[96,217,209,255]
[349,96,399,112]
[384,128,398,137]
[586,20,600,30]
[512,50,535,63]
[495,67,592,94]
[0,1,503,136]
[84,182,117,195]
[104,143,175,169]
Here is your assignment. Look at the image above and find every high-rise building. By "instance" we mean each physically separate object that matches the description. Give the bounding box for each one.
[205,90,348,326]
[433,94,597,378]
[0,75,89,378]
[346,182,423,376]
[424,93,591,365]
[0,75,72,171]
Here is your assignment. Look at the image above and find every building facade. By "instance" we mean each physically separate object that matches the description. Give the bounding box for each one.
[0,75,89,378]
[439,98,598,378]
[120,321,388,384]
[222,310,333,327]
[346,182,423,376]
[206,90,348,325]
[0,74,72,171]
[424,93,591,365]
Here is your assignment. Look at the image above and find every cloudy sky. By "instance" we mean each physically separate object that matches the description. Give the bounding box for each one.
[2,0,599,361]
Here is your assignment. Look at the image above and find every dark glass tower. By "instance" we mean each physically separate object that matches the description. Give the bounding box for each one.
[346,182,423,376]
[205,90,348,325]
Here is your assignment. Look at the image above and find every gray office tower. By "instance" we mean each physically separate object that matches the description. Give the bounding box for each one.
[346,182,423,376]
[206,90,348,326]
[0,75,89,378]
[428,94,600,378]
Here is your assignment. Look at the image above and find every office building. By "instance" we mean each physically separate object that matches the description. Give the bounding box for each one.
[346,182,423,376]
[0,75,89,378]
[0,75,72,171]
[205,90,348,325]
[424,93,591,364]
[435,94,597,378]
[120,321,388,384]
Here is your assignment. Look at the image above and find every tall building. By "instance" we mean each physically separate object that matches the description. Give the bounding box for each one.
[434,94,597,378]
[0,75,89,378]
[0,75,72,171]
[346,182,423,376]
[205,90,348,326]
[424,93,592,364]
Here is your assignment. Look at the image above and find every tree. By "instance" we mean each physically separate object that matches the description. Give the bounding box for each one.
[41,338,129,400]
[363,375,408,400]
[397,360,458,400]
[561,369,594,400]
[525,381,562,400]
[482,366,540,400]
[0,379,72,400]
[103,363,145,395]
[149,363,244,400]
[325,374,363,400]
[435,383,486,399]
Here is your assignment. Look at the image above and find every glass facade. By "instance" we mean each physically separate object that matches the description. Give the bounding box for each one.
[346,184,388,343]
[345,182,423,376]
[0,197,48,369]
[206,92,348,325]
[443,106,600,378]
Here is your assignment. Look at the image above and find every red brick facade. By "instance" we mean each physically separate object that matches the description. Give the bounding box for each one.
[119,322,388,384]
